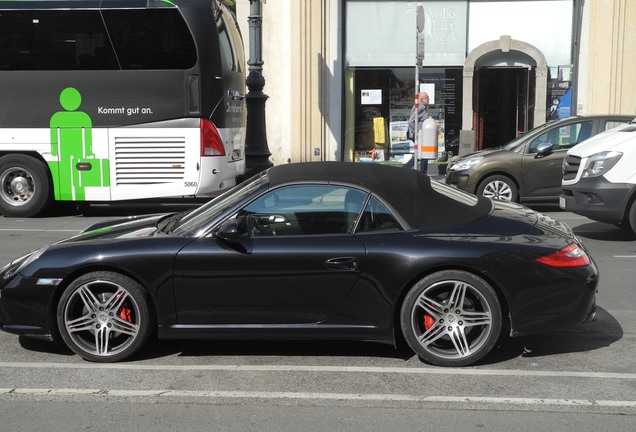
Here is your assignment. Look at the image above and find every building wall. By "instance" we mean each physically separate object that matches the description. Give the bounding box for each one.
[290,0,336,163]
[237,0,338,165]
[579,0,636,115]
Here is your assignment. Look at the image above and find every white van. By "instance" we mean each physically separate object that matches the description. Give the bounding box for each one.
[560,119,636,234]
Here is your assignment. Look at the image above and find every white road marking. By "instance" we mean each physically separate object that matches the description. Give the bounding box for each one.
[1,387,636,408]
[614,255,636,258]
[1,362,636,380]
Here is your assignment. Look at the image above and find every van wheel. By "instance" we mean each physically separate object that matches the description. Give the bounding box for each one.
[0,155,51,217]
[628,200,636,236]
[477,175,519,202]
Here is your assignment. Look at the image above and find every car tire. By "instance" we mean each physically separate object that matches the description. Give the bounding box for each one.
[628,199,636,236]
[400,270,502,367]
[56,271,154,362]
[476,175,519,202]
[0,155,51,217]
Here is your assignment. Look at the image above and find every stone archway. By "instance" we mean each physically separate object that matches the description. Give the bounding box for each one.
[459,36,548,155]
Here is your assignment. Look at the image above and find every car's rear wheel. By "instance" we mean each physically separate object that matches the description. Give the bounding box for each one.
[56,271,153,362]
[476,175,518,202]
[400,270,502,367]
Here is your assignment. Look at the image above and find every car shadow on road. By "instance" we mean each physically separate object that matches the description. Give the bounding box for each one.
[125,304,623,365]
[572,222,636,241]
[15,306,621,365]
[482,306,622,364]
[132,338,416,362]
[18,336,74,357]
[15,305,622,365]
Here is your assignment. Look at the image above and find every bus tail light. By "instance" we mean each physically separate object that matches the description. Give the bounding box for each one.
[201,119,225,157]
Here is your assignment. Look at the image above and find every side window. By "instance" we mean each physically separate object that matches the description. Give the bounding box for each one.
[357,196,402,233]
[217,15,237,72]
[0,10,118,70]
[529,121,593,153]
[235,185,368,237]
[102,9,197,70]
[216,7,244,73]
[604,120,629,131]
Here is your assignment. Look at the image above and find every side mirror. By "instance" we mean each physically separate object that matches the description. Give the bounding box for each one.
[535,142,554,157]
[214,218,240,242]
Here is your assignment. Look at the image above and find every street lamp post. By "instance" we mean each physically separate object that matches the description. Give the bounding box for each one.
[243,0,272,179]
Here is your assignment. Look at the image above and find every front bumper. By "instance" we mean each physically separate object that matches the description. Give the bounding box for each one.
[0,274,57,341]
[445,169,475,193]
[560,177,634,225]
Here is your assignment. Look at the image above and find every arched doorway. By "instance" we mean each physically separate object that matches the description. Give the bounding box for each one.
[461,36,548,152]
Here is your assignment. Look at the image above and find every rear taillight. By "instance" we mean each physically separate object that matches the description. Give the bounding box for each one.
[535,243,590,268]
[201,119,225,157]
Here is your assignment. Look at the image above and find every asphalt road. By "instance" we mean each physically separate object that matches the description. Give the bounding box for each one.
[0,203,635,431]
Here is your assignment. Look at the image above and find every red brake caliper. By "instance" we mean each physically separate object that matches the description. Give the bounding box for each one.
[119,305,132,322]
[115,294,133,323]
[424,315,435,330]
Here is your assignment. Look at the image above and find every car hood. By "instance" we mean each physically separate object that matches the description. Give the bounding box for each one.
[568,124,636,157]
[58,214,169,244]
[456,147,505,160]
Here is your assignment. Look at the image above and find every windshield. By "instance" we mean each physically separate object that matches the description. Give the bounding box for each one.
[170,173,269,237]
[502,121,555,151]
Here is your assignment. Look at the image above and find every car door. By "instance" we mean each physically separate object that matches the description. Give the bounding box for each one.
[521,120,594,198]
[173,184,368,325]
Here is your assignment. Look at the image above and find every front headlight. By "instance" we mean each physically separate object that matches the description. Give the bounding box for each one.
[449,156,483,171]
[582,151,622,178]
[0,246,48,280]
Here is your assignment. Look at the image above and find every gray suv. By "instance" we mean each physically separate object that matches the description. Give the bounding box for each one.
[445,115,633,202]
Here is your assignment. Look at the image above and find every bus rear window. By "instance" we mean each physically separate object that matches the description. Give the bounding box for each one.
[0,9,197,71]
[102,9,197,70]
[0,10,117,70]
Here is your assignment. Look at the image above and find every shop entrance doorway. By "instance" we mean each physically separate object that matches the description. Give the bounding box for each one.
[475,67,535,150]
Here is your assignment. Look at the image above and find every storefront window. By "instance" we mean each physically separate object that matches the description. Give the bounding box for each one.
[344,67,462,164]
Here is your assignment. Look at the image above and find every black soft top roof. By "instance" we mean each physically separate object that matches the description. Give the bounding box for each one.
[267,162,492,229]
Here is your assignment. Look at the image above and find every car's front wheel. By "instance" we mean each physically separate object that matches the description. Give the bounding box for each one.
[400,270,502,367]
[476,175,518,202]
[56,271,153,362]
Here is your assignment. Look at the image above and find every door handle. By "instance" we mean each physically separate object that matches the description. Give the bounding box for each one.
[324,257,359,271]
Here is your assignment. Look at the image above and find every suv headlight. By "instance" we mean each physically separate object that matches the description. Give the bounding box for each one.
[582,151,622,178]
[0,246,48,280]
[449,156,483,171]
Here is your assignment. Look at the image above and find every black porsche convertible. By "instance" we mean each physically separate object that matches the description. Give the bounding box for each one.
[0,162,598,367]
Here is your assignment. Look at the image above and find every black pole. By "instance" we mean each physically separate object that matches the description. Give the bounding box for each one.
[243,0,272,179]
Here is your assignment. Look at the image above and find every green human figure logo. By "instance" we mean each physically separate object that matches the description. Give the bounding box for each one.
[49,87,110,201]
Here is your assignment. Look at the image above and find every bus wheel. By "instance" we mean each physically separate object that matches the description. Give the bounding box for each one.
[0,155,51,217]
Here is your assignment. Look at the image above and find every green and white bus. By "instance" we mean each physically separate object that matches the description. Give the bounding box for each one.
[0,0,246,217]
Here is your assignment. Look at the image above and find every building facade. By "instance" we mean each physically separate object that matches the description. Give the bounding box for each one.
[236,0,635,166]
